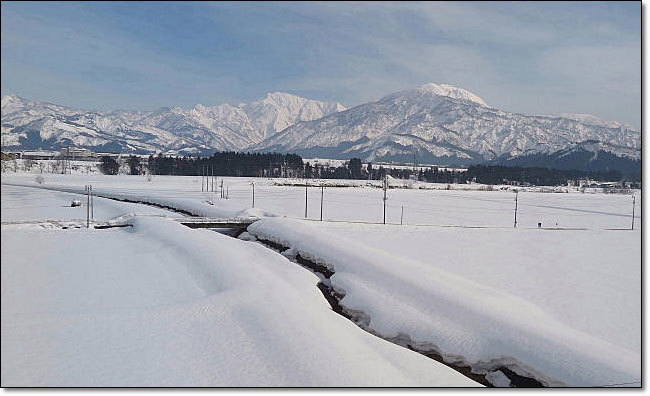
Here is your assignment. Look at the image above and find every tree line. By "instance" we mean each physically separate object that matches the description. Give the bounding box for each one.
[464,165,628,186]
[100,152,632,186]
[101,152,304,177]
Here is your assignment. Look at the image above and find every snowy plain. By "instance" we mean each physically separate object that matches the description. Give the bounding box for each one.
[0,172,640,230]
[248,218,640,387]
[0,171,641,387]
[1,184,478,387]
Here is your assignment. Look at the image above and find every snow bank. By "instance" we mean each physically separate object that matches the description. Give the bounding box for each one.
[1,188,478,386]
[247,218,640,386]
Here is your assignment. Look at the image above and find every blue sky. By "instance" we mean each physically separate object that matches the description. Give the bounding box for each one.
[1,1,641,128]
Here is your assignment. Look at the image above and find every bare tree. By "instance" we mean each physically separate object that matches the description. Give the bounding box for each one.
[55,158,66,174]
[24,158,35,171]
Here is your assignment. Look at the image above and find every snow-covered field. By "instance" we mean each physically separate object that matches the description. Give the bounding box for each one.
[0,172,641,387]
[0,173,640,230]
[248,218,641,387]
[1,184,176,223]
[1,184,478,387]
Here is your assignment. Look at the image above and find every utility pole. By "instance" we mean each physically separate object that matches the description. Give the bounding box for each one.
[401,205,404,225]
[383,175,388,225]
[632,194,636,230]
[201,166,205,192]
[90,185,93,220]
[320,185,324,221]
[305,182,308,218]
[413,150,416,172]
[251,182,255,208]
[514,190,519,228]
[85,185,90,228]
[221,179,224,199]
[226,186,229,199]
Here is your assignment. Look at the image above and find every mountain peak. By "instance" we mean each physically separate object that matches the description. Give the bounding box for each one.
[416,83,488,107]
[1,94,28,107]
[265,91,299,99]
[259,92,346,111]
[257,92,304,105]
[1,94,34,117]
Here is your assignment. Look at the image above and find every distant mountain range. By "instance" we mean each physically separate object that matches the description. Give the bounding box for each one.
[1,83,641,175]
[0,93,345,155]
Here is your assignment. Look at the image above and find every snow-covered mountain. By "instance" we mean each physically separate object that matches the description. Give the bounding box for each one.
[1,83,640,174]
[491,140,641,175]
[253,83,640,166]
[0,93,345,154]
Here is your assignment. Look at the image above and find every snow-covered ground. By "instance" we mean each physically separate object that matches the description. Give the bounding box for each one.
[0,173,640,230]
[1,184,177,223]
[1,173,640,386]
[1,185,478,387]
[247,218,641,387]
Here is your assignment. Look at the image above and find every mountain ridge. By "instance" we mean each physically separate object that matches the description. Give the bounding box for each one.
[253,83,639,166]
[1,83,640,175]
[1,92,346,155]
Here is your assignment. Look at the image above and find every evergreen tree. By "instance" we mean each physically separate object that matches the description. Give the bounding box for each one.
[100,156,120,175]
[126,155,141,175]
[348,158,363,179]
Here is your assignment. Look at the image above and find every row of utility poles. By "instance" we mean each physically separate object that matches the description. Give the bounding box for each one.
[302,183,326,221]
[201,167,230,199]
[210,173,638,230]
[201,165,216,192]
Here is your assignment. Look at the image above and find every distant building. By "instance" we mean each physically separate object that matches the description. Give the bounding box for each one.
[59,147,97,159]
[8,150,58,160]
